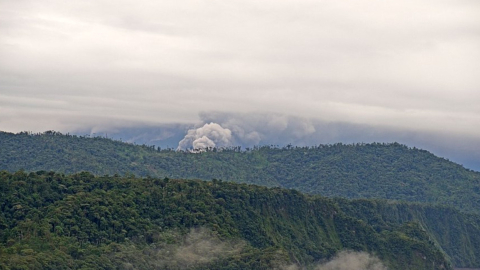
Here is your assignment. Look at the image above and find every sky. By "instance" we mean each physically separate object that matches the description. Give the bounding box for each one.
[1,0,480,169]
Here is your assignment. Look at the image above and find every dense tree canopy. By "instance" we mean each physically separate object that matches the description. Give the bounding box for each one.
[0,171,454,270]
[2,131,480,268]
[1,131,479,214]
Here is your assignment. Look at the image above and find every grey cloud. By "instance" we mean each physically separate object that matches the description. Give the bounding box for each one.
[197,112,318,147]
[53,110,480,171]
[314,251,386,270]
[168,227,245,267]
[275,251,387,270]
[179,111,480,170]
[114,227,245,270]
[0,0,479,167]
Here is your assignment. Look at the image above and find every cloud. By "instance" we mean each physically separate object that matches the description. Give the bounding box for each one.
[170,227,245,267]
[176,112,320,150]
[198,112,318,146]
[113,227,245,269]
[175,111,480,170]
[314,251,387,270]
[1,0,479,167]
[276,251,387,270]
[1,0,479,136]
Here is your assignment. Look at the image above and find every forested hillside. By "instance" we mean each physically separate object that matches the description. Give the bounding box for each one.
[334,198,480,267]
[1,131,479,215]
[0,171,452,270]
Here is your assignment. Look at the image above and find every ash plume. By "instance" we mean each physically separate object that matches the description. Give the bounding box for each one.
[199,111,316,147]
[173,111,480,171]
[177,112,317,150]
[177,122,233,150]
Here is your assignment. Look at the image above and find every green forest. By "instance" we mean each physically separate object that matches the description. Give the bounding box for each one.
[1,131,479,214]
[1,131,480,269]
[0,171,452,270]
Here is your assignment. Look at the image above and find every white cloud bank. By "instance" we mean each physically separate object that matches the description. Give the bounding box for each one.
[0,0,479,166]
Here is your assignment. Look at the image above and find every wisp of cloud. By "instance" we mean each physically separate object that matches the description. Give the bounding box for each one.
[277,251,387,270]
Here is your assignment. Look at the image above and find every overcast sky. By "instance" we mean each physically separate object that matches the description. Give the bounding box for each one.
[1,0,479,167]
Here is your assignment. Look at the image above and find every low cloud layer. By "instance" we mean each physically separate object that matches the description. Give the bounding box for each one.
[278,251,387,270]
[113,229,385,270]
[314,251,386,270]
[173,112,480,171]
[177,112,318,149]
[1,1,479,169]
[1,0,479,139]
[116,227,245,270]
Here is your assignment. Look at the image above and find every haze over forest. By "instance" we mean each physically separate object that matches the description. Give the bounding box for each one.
[1,0,479,170]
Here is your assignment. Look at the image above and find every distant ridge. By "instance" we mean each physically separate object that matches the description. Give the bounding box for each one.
[2,131,480,267]
[1,130,480,215]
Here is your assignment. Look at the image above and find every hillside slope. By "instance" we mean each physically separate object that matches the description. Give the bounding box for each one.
[334,198,480,267]
[0,171,451,270]
[1,131,479,215]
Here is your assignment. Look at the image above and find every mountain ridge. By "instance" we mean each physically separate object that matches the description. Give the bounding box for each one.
[1,131,479,215]
[0,171,453,269]
[2,131,480,267]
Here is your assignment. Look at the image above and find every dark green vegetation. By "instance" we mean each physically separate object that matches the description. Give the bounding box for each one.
[0,171,451,270]
[1,131,479,214]
[335,198,480,268]
[2,131,480,268]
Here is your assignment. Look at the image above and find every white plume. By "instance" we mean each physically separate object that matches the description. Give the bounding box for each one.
[177,122,233,150]
[198,112,316,147]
